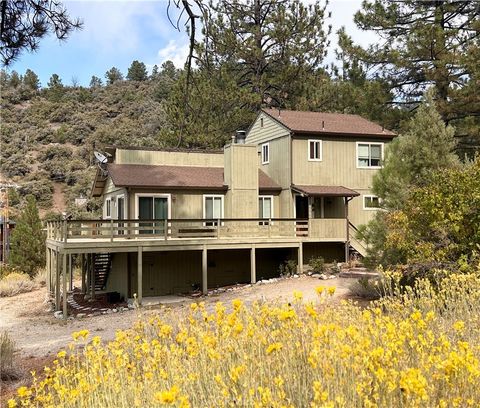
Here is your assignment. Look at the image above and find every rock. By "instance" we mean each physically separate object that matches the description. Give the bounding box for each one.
[293,274,299,278]
[311,273,321,278]
[106,309,113,314]
[87,314,94,317]
[53,311,63,319]
[319,274,328,280]
[307,272,313,276]
[128,304,135,309]
[112,308,118,313]
[76,313,86,319]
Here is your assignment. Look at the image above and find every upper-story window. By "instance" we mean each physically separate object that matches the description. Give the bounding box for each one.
[308,139,322,161]
[105,198,111,219]
[357,142,383,168]
[363,195,381,210]
[260,117,264,128]
[261,143,270,164]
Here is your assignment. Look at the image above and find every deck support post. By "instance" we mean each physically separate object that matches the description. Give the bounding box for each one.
[345,198,351,263]
[69,254,73,292]
[298,243,303,274]
[55,251,61,311]
[62,252,67,319]
[202,245,208,295]
[50,248,55,295]
[80,254,86,294]
[86,254,91,296]
[250,245,256,284]
[46,247,51,293]
[137,247,143,306]
[91,254,96,301]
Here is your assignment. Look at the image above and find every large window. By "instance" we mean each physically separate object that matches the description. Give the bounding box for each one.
[261,143,270,164]
[357,142,383,168]
[363,195,381,210]
[203,195,224,226]
[308,139,322,161]
[259,196,273,225]
[136,194,170,234]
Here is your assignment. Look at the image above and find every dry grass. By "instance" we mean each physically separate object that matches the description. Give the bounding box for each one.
[0,332,20,381]
[8,273,480,407]
[0,272,37,298]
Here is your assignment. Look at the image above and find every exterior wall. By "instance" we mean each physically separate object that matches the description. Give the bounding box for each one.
[246,111,290,145]
[224,144,259,218]
[105,253,128,299]
[116,148,224,167]
[292,136,389,227]
[128,188,224,220]
[291,137,388,189]
[102,177,127,219]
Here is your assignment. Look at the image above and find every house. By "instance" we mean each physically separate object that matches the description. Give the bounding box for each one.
[45,109,395,316]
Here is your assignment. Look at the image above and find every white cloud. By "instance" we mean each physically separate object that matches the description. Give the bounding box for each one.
[154,39,190,68]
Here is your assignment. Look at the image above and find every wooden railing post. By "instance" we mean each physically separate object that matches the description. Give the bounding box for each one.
[63,221,68,243]
[268,219,272,237]
[110,219,114,242]
[217,218,221,238]
[164,219,168,240]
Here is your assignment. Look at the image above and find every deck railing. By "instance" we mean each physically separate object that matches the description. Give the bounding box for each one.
[47,218,346,242]
[46,218,348,243]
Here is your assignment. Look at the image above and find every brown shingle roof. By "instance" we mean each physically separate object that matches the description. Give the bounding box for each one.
[263,108,395,138]
[104,164,281,192]
[292,185,360,197]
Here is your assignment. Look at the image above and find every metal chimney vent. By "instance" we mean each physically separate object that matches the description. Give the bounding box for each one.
[235,130,246,144]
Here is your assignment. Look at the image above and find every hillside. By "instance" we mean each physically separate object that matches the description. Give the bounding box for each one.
[0,72,181,218]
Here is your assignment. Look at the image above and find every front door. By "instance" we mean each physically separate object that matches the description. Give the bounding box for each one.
[295,195,309,219]
[138,196,168,234]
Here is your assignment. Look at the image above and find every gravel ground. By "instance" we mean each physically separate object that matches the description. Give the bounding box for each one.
[0,275,354,359]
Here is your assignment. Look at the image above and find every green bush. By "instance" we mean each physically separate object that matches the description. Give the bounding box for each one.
[309,256,325,274]
[0,331,19,380]
[278,259,298,277]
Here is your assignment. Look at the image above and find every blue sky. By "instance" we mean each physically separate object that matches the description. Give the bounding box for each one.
[9,0,376,87]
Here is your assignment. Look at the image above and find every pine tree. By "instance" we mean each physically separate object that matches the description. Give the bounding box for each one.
[46,73,64,101]
[89,75,103,88]
[9,195,46,277]
[105,67,123,85]
[126,60,148,81]
[343,0,480,152]
[150,64,159,80]
[23,69,40,90]
[9,71,21,87]
[372,89,459,210]
[197,0,331,109]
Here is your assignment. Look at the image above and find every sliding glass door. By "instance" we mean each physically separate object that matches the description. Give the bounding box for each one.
[138,195,169,234]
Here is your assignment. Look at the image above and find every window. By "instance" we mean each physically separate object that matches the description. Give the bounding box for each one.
[203,195,224,226]
[308,139,322,161]
[357,142,383,168]
[363,195,381,210]
[105,198,111,219]
[135,194,170,234]
[260,117,264,128]
[261,143,269,164]
[259,196,273,225]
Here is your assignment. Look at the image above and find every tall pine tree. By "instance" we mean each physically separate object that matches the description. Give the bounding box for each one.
[9,195,46,277]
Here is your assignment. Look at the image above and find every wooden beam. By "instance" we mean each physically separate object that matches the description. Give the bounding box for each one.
[250,245,256,284]
[137,247,143,306]
[80,254,86,294]
[62,253,67,319]
[55,251,60,311]
[91,254,96,300]
[86,254,90,296]
[298,243,303,274]
[69,254,73,292]
[202,245,208,295]
[345,197,350,263]
[46,247,50,293]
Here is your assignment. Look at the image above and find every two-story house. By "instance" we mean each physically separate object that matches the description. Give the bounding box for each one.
[45,109,395,316]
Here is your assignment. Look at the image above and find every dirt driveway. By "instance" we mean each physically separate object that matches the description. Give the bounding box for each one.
[0,275,353,359]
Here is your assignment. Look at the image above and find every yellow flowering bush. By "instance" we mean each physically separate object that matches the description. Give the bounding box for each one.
[9,274,480,407]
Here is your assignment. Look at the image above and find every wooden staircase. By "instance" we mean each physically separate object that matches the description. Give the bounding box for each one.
[348,222,368,258]
[91,253,112,291]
